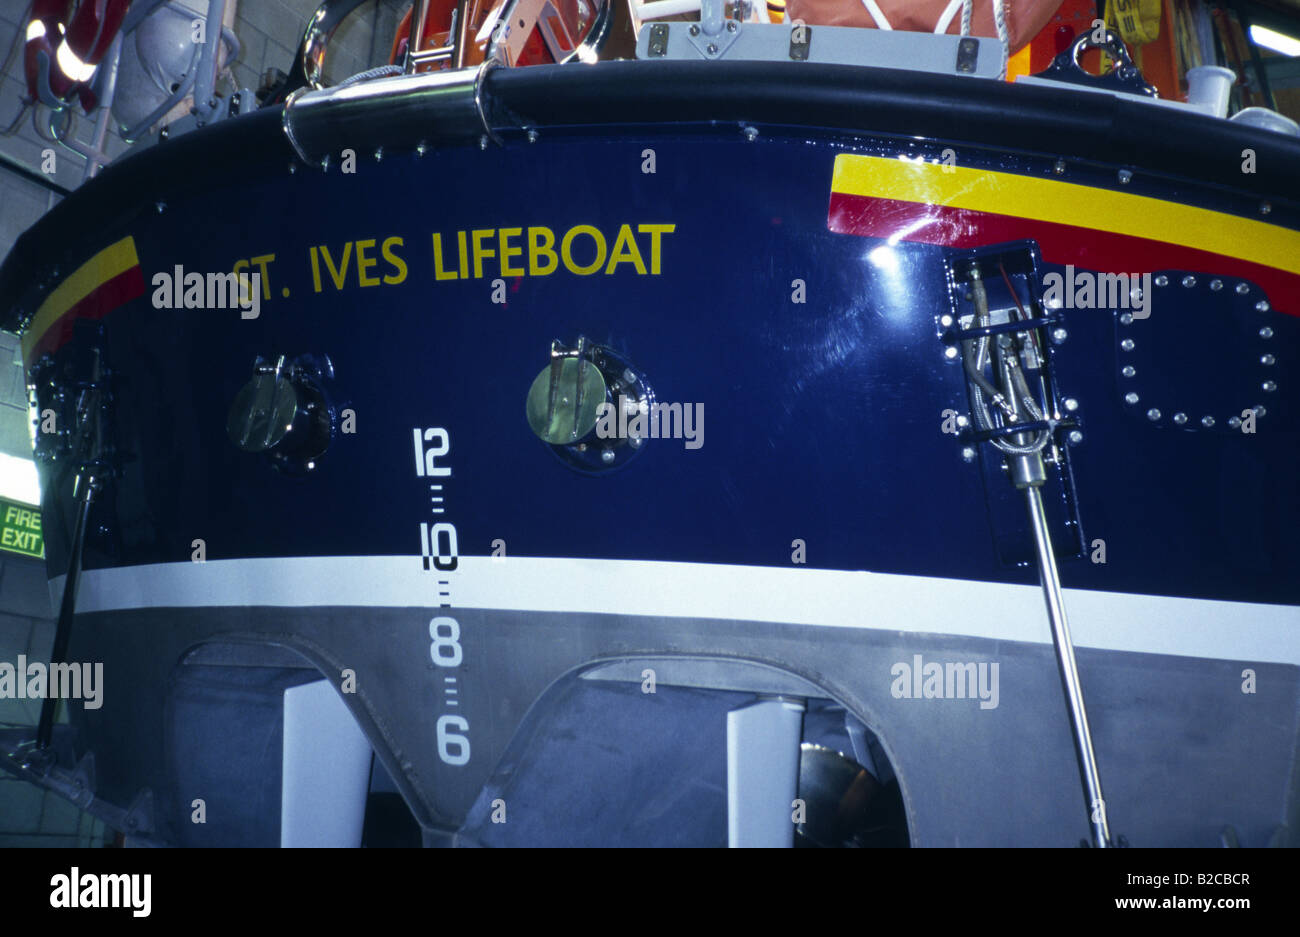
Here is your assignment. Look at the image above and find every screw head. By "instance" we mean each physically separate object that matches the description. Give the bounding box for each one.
[961,446,976,462]
[1236,282,1250,295]
[1228,416,1242,429]
[1064,398,1079,412]
[727,20,738,31]
[1119,312,1133,325]
[374,147,383,161]
[1125,392,1140,405]
[944,346,959,359]
[288,162,297,174]
[416,142,428,156]
[689,23,699,34]
[1121,338,1135,351]
[743,125,758,141]
[1147,408,1161,421]
[1068,430,1084,445]
[1053,159,1066,175]
[1122,365,1136,378]
[1261,354,1275,366]
[1051,327,1068,344]
[155,201,166,213]
[1263,380,1277,392]
[1255,300,1270,313]
[1202,415,1215,428]
[1260,201,1272,215]
[1260,327,1274,339]
[1209,279,1223,291]
[479,135,489,150]
[527,129,539,143]
[1181,275,1196,288]
[1254,405,1267,418]
[707,43,719,54]
[1118,169,1133,184]
[1173,412,1187,425]
[1154,275,1169,287]
[601,448,616,464]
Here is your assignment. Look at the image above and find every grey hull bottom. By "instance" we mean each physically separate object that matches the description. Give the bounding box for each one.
[58,604,1299,847]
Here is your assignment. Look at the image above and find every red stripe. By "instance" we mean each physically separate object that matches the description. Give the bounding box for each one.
[828,192,1300,316]
[27,265,146,362]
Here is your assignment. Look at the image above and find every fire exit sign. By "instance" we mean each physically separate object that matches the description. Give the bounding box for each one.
[0,498,43,559]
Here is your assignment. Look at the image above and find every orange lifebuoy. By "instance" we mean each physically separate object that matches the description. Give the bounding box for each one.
[24,0,130,111]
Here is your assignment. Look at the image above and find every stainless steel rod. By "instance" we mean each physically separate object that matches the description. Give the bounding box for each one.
[406,0,432,73]
[452,0,472,69]
[1024,483,1111,848]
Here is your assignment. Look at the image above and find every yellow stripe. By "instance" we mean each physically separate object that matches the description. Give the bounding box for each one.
[830,155,1300,275]
[22,237,140,361]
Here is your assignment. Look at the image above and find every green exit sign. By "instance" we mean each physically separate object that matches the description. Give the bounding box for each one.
[0,498,43,559]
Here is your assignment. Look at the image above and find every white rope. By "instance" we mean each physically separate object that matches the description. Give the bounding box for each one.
[861,0,892,29]
[960,0,972,36]
[935,0,964,33]
[992,0,1009,79]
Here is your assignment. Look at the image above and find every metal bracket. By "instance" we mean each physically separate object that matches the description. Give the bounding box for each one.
[789,24,811,61]
[686,0,741,59]
[647,23,669,58]
[956,36,979,74]
[686,20,742,60]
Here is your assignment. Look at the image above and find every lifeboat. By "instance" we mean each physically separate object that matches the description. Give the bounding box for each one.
[0,0,1297,849]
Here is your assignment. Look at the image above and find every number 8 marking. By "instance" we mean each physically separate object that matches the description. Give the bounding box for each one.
[429,616,462,667]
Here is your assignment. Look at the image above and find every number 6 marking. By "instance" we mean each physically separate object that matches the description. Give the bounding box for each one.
[437,714,471,765]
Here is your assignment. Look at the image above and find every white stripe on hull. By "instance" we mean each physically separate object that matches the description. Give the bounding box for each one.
[58,556,1300,665]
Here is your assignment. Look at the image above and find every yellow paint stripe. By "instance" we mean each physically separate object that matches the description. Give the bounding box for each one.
[22,237,140,361]
[831,154,1300,275]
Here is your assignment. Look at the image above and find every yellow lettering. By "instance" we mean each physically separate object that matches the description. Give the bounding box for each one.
[3,507,14,523]
[561,225,607,276]
[457,231,469,279]
[355,239,380,287]
[307,248,322,293]
[2,528,14,545]
[637,224,675,275]
[471,229,496,279]
[250,254,275,299]
[528,227,558,276]
[433,233,458,281]
[382,236,407,285]
[605,224,647,275]
[498,228,524,277]
[319,243,351,291]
